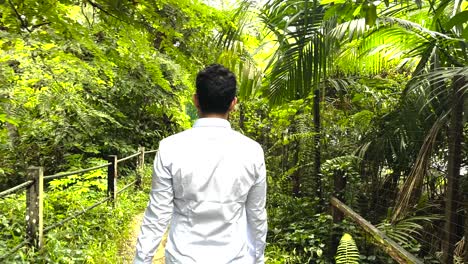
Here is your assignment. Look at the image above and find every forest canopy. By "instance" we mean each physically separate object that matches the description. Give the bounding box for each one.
[0,0,230,187]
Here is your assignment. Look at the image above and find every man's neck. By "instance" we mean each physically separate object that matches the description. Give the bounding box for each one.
[199,112,229,120]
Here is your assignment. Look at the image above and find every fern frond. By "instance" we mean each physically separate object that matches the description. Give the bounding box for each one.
[335,233,360,264]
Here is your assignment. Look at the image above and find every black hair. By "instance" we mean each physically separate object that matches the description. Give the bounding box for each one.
[195,64,237,114]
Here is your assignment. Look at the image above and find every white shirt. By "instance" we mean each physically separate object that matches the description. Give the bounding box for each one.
[134,118,267,264]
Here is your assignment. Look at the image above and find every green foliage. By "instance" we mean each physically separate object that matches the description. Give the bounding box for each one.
[335,233,360,264]
[0,193,26,256]
[0,0,230,188]
[1,0,466,263]
[377,214,442,254]
[266,193,332,263]
[322,155,361,205]
[0,166,152,263]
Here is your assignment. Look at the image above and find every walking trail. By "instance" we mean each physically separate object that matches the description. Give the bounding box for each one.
[119,212,167,264]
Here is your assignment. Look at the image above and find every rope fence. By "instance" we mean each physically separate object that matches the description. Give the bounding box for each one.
[116,152,141,163]
[0,240,29,261]
[117,180,138,195]
[43,196,112,233]
[44,163,111,181]
[0,180,33,198]
[0,146,157,261]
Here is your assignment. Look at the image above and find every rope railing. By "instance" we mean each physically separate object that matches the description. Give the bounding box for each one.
[117,152,141,163]
[44,196,112,233]
[0,148,158,198]
[0,239,29,262]
[0,146,156,261]
[0,180,33,198]
[117,180,138,195]
[43,180,139,234]
[44,163,111,181]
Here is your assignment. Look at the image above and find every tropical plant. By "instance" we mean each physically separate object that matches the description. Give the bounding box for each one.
[340,1,467,261]
[335,233,360,264]
[0,0,229,188]
[260,0,341,204]
[377,214,442,253]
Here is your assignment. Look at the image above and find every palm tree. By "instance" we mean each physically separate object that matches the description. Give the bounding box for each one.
[342,1,467,262]
[260,0,348,201]
[260,0,466,261]
[211,1,264,130]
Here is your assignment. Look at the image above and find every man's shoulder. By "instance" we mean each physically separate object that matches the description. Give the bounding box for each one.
[159,129,192,147]
[229,130,264,153]
[230,129,260,144]
[158,128,263,154]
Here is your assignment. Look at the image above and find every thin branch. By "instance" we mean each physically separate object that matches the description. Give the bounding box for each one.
[31,22,51,30]
[86,0,118,19]
[7,0,31,32]
[81,2,93,27]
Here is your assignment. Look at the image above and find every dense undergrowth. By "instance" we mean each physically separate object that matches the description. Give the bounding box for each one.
[264,193,397,264]
[0,164,152,263]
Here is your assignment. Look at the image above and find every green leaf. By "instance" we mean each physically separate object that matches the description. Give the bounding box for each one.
[0,114,18,126]
[365,4,378,27]
[353,5,362,17]
[463,26,468,41]
[320,0,346,5]
[446,10,468,30]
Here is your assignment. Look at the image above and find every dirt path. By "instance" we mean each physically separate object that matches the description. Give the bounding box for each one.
[119,213,167,264]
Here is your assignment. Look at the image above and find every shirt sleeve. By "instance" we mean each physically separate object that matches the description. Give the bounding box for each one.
[245,148,267,264]
[134,148,173,264]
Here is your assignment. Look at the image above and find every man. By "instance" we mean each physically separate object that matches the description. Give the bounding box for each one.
[134,64,267,264]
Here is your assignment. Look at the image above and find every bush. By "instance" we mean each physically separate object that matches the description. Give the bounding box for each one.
[0,164,152,263]
[266,193,333,263]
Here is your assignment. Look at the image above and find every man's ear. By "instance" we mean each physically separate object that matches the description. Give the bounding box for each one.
[193,94,200,111]
[228,97,238,112]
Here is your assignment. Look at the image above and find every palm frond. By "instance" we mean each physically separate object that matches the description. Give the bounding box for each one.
[453,236,465,264]
[407,67,468,95]
[378,215,442,250]
[210,0,264,100]
[261,0,341,105]
[391,114,447,222]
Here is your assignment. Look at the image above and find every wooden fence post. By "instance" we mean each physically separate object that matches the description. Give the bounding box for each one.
[331,170,346,258]
[332,170,346,222]
[26,166,44,250]
[136,146,145,189]
[107,155,117,205]
[465,196,468,264]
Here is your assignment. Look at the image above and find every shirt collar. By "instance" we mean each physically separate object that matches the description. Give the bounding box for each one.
[193,118,231,129]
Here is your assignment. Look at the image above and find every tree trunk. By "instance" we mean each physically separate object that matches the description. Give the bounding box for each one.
[292,139,301,197]
[290,116,301,197]
[5,122,19,148]
[239,102,245,132]
[330,170,346,259]
[465,195,468,264]
[441,76,465,264]
[313,88,322,203]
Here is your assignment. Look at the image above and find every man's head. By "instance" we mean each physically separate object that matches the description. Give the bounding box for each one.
[195,64,237,117]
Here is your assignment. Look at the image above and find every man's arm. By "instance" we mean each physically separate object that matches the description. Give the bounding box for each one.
[134,148,173,264]
[246,151,267,264]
